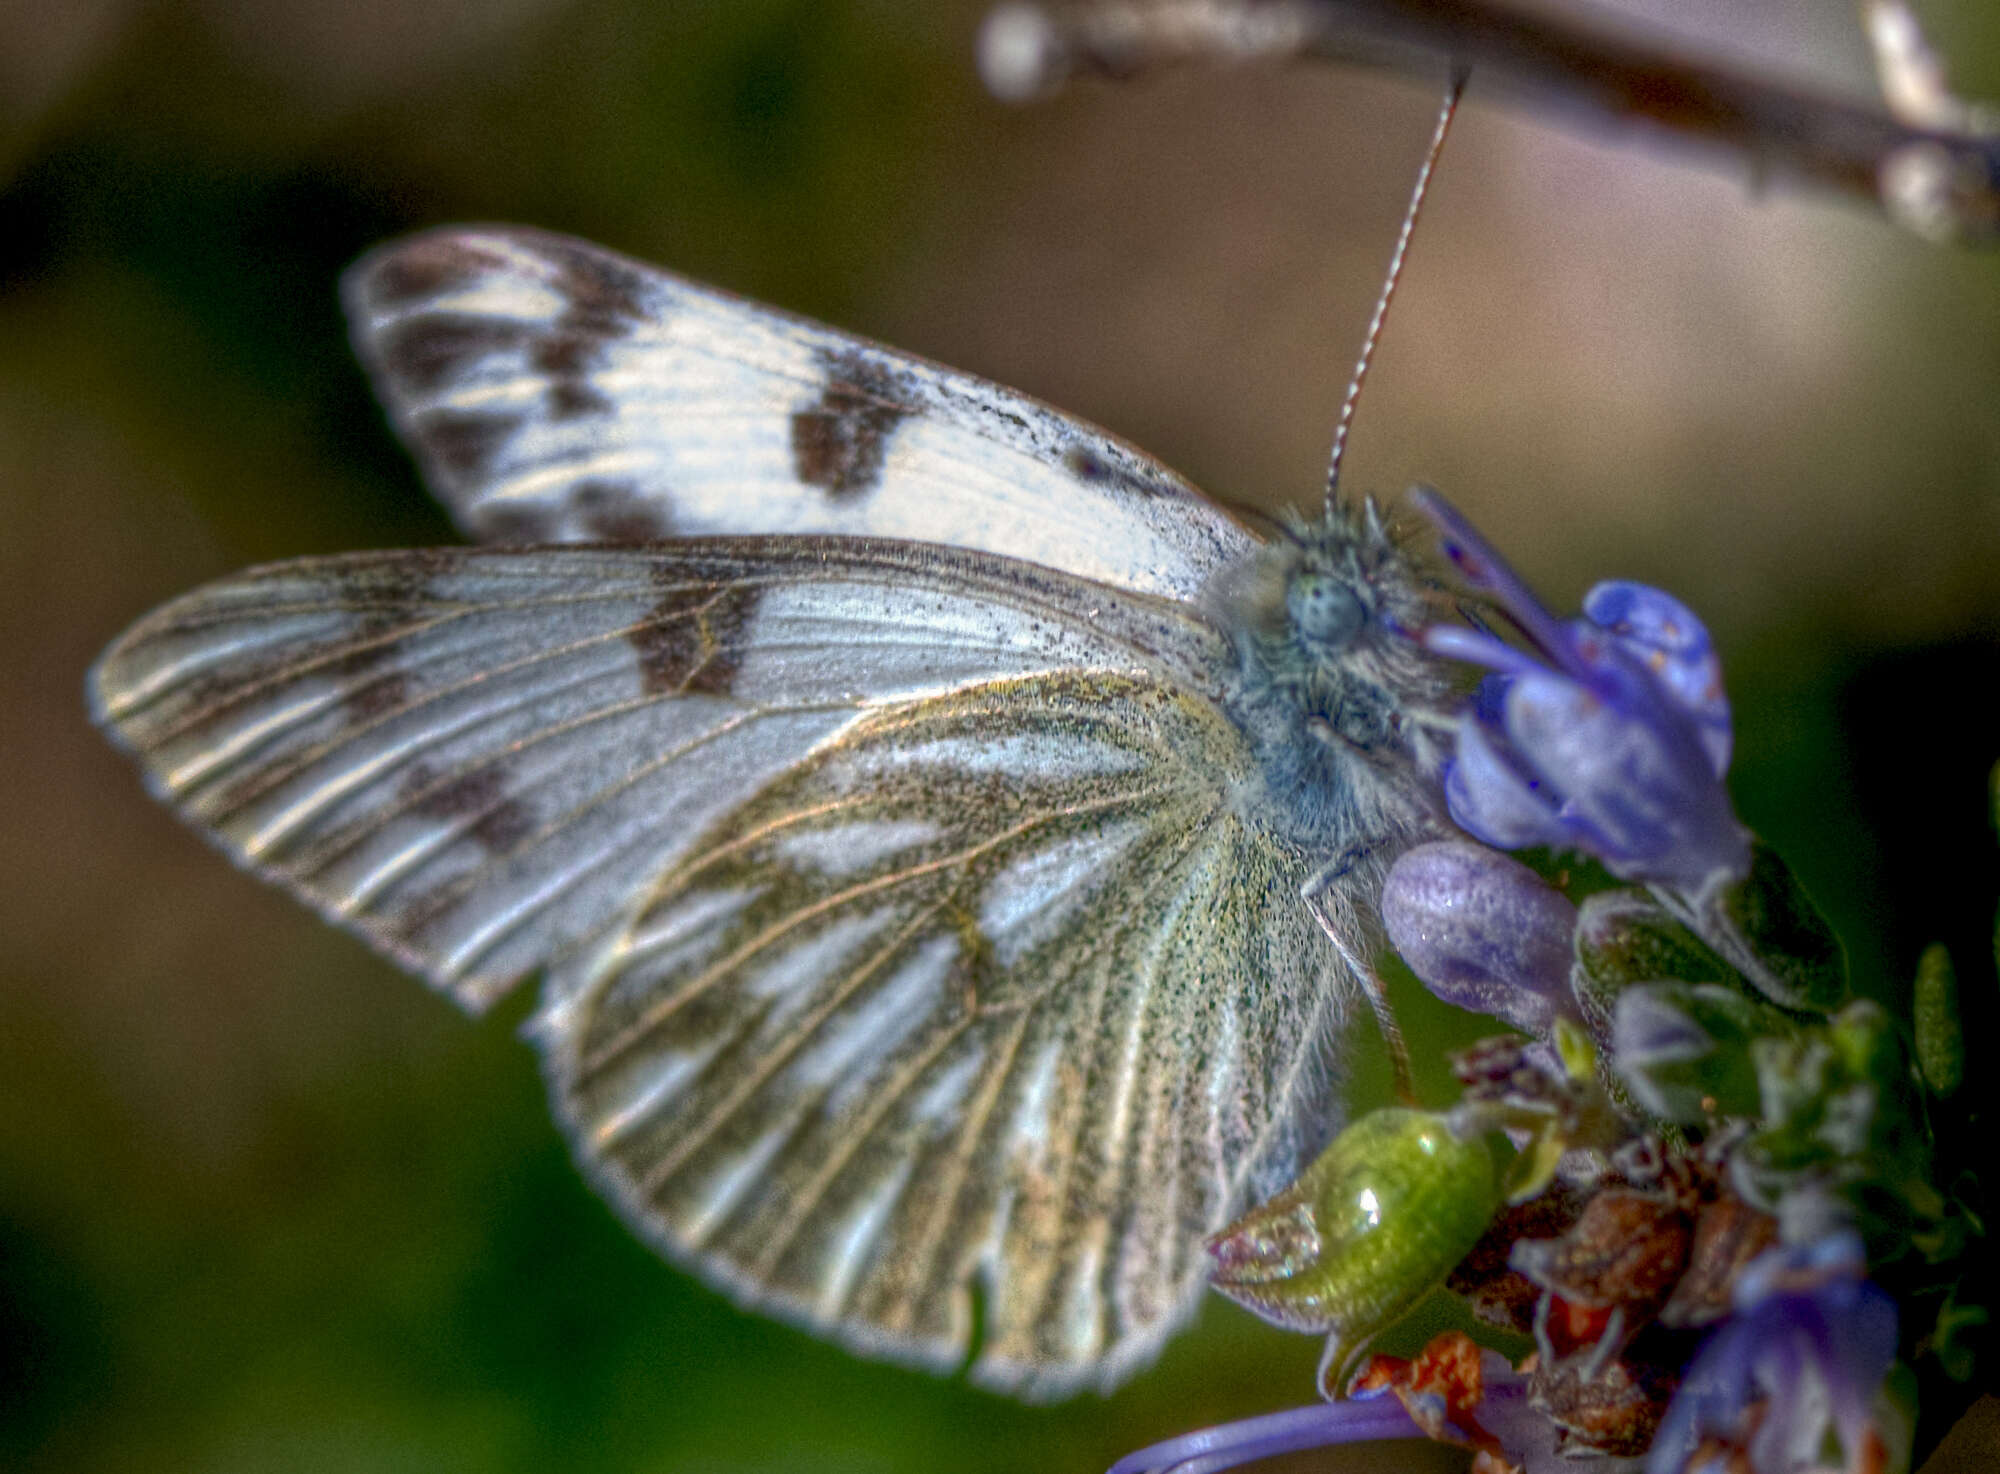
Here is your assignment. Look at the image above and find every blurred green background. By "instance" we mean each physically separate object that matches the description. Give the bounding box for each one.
[3,0,1998,1470]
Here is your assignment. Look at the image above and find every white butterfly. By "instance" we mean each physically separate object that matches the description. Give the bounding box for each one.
[89,226,1456,1397]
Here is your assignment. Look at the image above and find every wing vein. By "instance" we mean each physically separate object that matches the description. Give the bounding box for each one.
[630,888,962,1198]
[746,1013,975,1290]
[587,784,1170,1073]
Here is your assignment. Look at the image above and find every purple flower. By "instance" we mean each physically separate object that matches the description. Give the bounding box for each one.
[1107,1339,1543,1474]
[1104,1397,1425,1474]
[1382,838,1578,1034]
[1412,489,1750,889]
[1645,1231,1899,1474]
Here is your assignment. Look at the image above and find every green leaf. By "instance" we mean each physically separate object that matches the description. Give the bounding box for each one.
[1570,888,1743,1049]
[1662,841,1849,1013]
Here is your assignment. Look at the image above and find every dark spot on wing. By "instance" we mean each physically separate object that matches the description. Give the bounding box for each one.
[383,881,462,955]
[1062,441,1166,497]
[172,552,471,831]
[363,235,507,310]
[336,656,410,721]
[529,237,653,422]
[402,762,536,853]
[365,234,645,426]
[533,333,592,379]
[418,409,521,484]
[533,334,615,419]
[165,655,343,827]
[573,479,672,542]
[630,574,761,696]
[629,586,702,695]
[542,237,650,329]
[790,347,912,500]
[547,378,614,419]
[1062,443,1114,483]
[329,549,467,721]
[378,317,527,395]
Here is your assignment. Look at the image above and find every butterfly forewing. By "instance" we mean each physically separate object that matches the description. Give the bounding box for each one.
[91,541,1214,1010]
[544,668,1344,1395]
[343,227,1255,599]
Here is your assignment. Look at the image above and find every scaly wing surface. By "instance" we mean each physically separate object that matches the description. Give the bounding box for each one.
[343,227,1257,601]
[90,540,1345,1394]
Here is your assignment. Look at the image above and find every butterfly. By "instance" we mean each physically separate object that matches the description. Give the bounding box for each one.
[88,225,1459,1398]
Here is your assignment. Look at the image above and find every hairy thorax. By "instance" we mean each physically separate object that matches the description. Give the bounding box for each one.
[1209,501,1458,860]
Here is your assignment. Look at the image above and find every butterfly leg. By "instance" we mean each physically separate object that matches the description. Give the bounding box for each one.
[1304,885,1419,1109]
[1298,836,1389,901]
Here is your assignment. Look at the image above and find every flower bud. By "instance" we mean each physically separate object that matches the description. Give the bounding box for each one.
[1731,1001,1943,1247]
[1570,889,1740,1044]
[1382,839,1577,1035]
[1912,942,1963,1099]
[1574,890,1738,992]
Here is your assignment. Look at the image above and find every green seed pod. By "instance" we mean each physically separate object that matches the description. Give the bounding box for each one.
[1913,942,1964,1100]
[1667,841,1848,1014]
[1206,1108,1502,1391]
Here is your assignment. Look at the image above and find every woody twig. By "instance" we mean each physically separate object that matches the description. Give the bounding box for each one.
[978,0,2000,244]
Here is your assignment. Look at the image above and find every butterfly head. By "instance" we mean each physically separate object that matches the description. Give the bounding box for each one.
[1214,500,1455,850]
[1286,563,1367,656]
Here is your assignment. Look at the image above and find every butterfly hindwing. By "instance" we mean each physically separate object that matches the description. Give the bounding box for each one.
[342,226,1256,599]
[545,667,1344,1396]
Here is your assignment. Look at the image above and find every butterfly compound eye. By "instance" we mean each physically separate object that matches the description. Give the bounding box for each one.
[1287,571,1365,652]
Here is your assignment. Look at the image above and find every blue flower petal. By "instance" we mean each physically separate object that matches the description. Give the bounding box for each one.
[1411,493,1749,888]
[1583,582,1732,776]
[1647,1232,1897,1474]
[1445,716,1562,850]
[1503,666,1745,885]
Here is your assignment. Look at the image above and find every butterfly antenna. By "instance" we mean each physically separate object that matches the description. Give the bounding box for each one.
[1323,67,1469,516]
